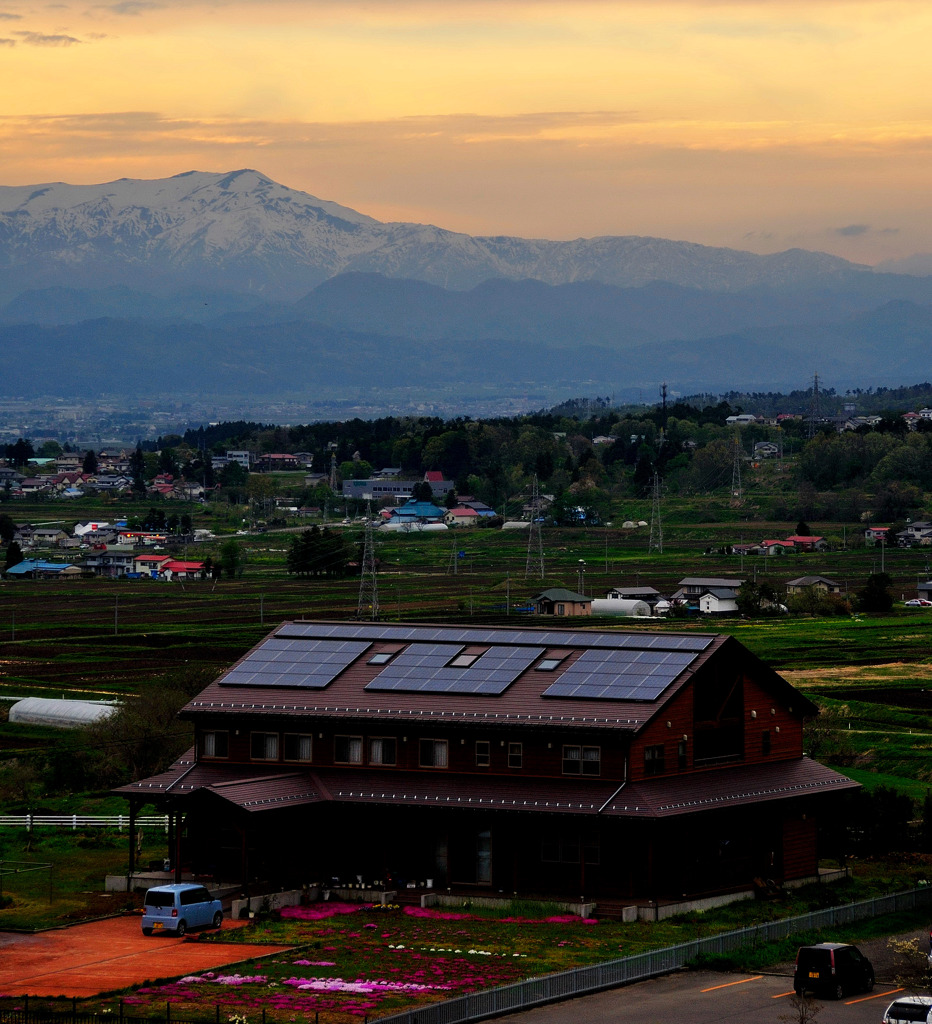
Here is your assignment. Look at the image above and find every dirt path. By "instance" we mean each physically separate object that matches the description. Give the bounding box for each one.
[0,917,290,998]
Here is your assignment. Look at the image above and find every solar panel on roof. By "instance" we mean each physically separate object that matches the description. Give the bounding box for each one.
[220,638,370,689]
[365,644,545,695]
[542,647,697,701]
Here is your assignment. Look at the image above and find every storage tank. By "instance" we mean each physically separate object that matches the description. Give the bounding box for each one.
[591,598,652,617]
[8,697,119,729]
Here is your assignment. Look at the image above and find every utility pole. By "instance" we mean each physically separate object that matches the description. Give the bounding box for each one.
[357,503,379,620]
[807,372,822,439]
[731,432,743,502]
[649,473,663,554]
[525,475,545,579]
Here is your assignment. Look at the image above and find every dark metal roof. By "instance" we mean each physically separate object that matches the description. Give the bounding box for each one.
[183,620,728,732]
[601,757,859,818]
[117,753,853,819]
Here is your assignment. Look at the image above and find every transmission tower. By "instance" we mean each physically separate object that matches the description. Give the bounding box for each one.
[356,504,379,620]
[525,475,545,579]
[731,433,743,501]
[448,538,461,575]
[329,452,338,490]
[648,473,663,554]
[806,372,822,439]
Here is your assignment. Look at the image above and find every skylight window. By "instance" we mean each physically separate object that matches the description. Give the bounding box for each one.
[449,652,481,668]
[536,657,565,671]
[368,652,395,665]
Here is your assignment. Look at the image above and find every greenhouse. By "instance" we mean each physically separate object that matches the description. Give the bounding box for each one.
[8,697,119,729]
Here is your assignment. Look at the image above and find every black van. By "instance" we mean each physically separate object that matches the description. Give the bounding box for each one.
[793,942,874,999]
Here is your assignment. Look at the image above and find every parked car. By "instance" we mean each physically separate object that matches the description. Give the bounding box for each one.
[905,599,932,607]
[883,996,932,1024]
[792,942,874,999]
[141,883,223,936]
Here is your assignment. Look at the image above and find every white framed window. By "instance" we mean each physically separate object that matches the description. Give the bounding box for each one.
[201,730,229,759]
[335,735,363,764]
[369,737,397,766]
[507,742,523,769]
[475,740,491,767]
[419,738,449,768]
[562,745,601,776]
[250,732,279,761]
[283,733,313,762]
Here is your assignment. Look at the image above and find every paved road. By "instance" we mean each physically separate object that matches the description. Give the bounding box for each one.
[495,968,901,1024]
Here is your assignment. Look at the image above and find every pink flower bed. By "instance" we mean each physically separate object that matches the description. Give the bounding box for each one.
[280,902,363,922]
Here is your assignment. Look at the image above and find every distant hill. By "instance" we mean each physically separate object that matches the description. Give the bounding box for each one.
[4,168,932,401]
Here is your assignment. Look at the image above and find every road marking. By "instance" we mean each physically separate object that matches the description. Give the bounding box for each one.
[772,990,796,999]
[701,976,763,992]
[847,987,904,1005]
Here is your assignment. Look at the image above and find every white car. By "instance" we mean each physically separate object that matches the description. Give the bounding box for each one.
[883,996,932,1024]
[905,598,932,607]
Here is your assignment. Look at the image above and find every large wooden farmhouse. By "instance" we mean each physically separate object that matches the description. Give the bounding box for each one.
[119,621,857,902]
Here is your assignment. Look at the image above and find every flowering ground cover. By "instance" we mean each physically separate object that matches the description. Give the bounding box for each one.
[82,901,629,1023]
[4,870,928,1024]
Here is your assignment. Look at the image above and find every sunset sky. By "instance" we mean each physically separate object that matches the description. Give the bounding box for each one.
[2,0,930,264]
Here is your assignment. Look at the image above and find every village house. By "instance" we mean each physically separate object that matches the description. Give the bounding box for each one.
[534,588,592,616]
[116,621,858,904]
[3,559,83,580]
[443,507,480,528]
[898,521,932,547]
[759,540,796,556]
[786,576,842,596]
[697,588,740,616]
[605,585,661,610]
[82,545,137,577]
[786,535,829,552]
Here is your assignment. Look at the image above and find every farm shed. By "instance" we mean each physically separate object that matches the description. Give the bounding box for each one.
[9,697,119,729]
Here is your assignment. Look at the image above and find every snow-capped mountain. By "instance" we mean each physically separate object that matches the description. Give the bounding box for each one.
[0,167,871,301]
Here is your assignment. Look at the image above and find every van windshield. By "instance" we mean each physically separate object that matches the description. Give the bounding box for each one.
[144,891,175,908]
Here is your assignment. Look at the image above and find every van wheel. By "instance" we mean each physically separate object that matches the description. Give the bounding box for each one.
[176,920,186,937]
[832,983,844,1000]
[865,974,875,992]
[793,986,803,997]
[212,912,223,929]
[142,927,152,936]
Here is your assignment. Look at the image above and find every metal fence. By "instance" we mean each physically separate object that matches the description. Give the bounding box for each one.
[375,886,932,1024]
[0,1001,300,1024]
[0,815,168,832]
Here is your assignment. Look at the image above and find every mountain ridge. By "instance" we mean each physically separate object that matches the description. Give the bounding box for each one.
[0,167,879,301]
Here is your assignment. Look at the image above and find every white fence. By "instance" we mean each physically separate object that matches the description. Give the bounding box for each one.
[0,815,169,832]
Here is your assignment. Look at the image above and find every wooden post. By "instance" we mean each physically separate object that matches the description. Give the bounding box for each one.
[174,810,183,883]
[128,798,137,886]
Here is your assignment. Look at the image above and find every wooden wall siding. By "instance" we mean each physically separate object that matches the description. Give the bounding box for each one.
[742,675,804,757]
[197,722,630,779]
[629,684,694,779]
[782,815,818,880]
